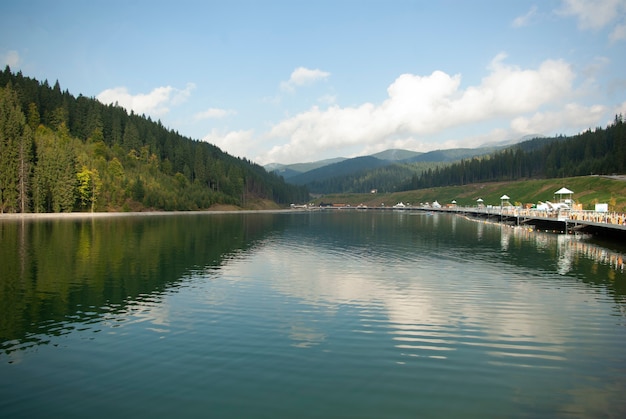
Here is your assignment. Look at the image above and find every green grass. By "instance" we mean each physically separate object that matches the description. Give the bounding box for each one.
[312,175,626,212]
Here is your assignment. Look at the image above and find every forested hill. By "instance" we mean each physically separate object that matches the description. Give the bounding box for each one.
[0,67,308,213]
[402,117,626,191]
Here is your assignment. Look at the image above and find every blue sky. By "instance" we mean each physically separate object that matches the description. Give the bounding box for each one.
[2,1,625,165]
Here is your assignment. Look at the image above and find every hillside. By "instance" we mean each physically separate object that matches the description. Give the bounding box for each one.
[370,149,422,161]
[0,67,309,213]
[402,146,501,163]
[406,120,625,190]
[268,120,624,197]
[266,157,347,180]
[272,146,501,194]
[314,176,626,213]
[288,156,389,185]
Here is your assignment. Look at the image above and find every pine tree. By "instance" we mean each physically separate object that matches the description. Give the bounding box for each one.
[122,120,141,152]
[27,102,40,131]
[17,125,33,212]
[0,85,26,212]
[33,125,77,212]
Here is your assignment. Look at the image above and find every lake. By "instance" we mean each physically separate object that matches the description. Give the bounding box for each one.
[1,210,625,418]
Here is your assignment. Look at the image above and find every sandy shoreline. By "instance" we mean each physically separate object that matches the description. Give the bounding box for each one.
[0,209,297,221]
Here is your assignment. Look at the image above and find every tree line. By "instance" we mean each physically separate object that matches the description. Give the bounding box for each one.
[402,116,626,191]
[0,67,308,213]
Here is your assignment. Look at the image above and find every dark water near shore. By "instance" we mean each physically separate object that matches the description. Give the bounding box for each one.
[1,211,625,418]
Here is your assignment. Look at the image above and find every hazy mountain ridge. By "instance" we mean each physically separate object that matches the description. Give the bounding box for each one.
[264,135,567,195]
[265,141,536,179]
[288,156,390,185]
[265,157,347,177]
[370,149,422,161]
[266,144,516,184]
[263,123,626,197]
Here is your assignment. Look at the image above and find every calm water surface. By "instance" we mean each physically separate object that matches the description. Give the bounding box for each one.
[1,211,625,418]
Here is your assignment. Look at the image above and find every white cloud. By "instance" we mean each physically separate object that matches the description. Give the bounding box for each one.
[1,50,20,67]
[280,67,330,92]
[468,53,574,115]
[510,103,607,134]
[610,22,626,41]
[96,83,195,117]
[258,54,577,164]
[194,107,236,120]
[512,5,538,28]
[557,0,626,30]
[201,128,255,159]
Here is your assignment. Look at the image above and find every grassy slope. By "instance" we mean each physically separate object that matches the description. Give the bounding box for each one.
[313,176,626,212]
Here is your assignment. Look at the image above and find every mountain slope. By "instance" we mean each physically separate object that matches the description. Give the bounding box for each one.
[371,149,422,161]
[404,120,625,190]
[279,146,503,194]
[271,122,625,195]
[0,67,309,212]
[288,156,389,185]
[266,157,347,179]
[404,147,497,163]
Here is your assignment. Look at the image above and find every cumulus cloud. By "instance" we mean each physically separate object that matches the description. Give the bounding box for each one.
[202,128,255,159]
[510,103,607,134]
[557,0,626,30]
[96,83,195,117]
[280,67,330,92]
[194,107,236,120]
[512,5,538,27]
[257,54,577,164]
[1,50,20,67]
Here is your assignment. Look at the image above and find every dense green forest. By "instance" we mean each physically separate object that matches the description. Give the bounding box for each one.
[0,67,308,213]
[402,117,625,191]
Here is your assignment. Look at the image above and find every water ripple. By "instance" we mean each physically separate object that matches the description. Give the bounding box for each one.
[2,212,626,418]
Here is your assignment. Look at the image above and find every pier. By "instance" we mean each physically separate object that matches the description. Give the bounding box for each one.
[418,206,626,239]
[312,203,626,239]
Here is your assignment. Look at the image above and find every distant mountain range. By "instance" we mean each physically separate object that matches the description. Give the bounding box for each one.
[264,136,550,194]
[264,157,347,179]
[265,145,508,182]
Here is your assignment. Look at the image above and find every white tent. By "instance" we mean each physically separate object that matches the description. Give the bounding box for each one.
[500,194,511,206]
[554,187,574,205]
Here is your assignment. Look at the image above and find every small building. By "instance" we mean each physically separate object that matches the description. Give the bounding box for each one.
[500,194,511,207]
[554,187,574,206]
